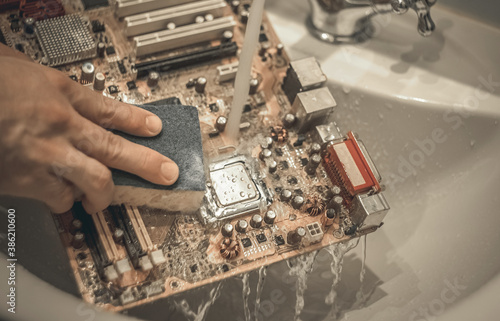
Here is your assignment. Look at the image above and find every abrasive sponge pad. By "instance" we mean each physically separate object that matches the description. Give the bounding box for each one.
[111,102,205,212]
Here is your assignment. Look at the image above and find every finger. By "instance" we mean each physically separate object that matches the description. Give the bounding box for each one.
[53,147,115,214]
[71,119,179,186]
[45,178,76,214]
[59,77,162,136]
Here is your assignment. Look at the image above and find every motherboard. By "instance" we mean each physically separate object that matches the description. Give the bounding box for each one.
[0,0,390,314]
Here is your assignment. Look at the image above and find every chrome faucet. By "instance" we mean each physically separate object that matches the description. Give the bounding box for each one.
[307,0,437,44]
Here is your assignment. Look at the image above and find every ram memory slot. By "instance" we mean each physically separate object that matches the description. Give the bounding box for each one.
[109,205,146,267]
[134,41,237,77]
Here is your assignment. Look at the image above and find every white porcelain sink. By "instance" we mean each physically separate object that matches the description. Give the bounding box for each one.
[266,0,500,320]
[1,1,500,321]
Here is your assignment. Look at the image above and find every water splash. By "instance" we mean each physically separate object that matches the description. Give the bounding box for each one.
[324,238,360,320]
[175,283,223,321]
[355,235,367,306]
[287,251,319,321]
[242,273,251,321]
[254,266,268,321]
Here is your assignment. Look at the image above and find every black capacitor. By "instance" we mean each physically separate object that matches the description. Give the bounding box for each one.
[344,224,357,235]
[71,232,85,249]
[215,116,227,132]
[259,148,272,161]
[147,71,160,88]
[260,137,273,149]
[250,214,263,228]
[264,210,276,224]
[291,195,305,209]
[259,42,270,57]
[268,159,278,174]
[328,195,343,212]
[235,220,248,233]
[222,30,233,42]
[282,113,296,128]
[113,228,124,243]
[97,42,105,57]
[287,227,306,245]
[195,77,207,93]
[240,10,249,23]
[23,17,35,37]
[249,78,259,95]
[305,154,322,175]
[221,223,234,237]
[280,189,292,202]
[93,72,106,91]
[231,0,240,14]
[309,143,322,156]
[69,219,82,235]
[276,43,284,55]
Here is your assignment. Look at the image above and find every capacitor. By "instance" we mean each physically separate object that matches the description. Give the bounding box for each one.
[195,77,207,93]
[113,228,124,243]
[282,113,296,128]
[280,189,292,202]
[328,195,343,212]
[240,10,249,23]
[291,195,305,209]
[97,42,105,57]
[23,17,35,37]
[264,210,276,225]
[305,154,322,175]
[287,227,306,245]
[235,220,248,233]
[309,143,322,156]
[268,159,278,174]
[250,214,263,228]
[259,42,270,57]
[259,148,272,161]
[222,30,233,42]
[81,62,95,84]
[260,137,273,149]
[249,78,259,95]
[221,223,234,237]
[167,22,176,30]
[322,209,336,228]
[215,116,227,132]
[93,72,106,91]
[195,15,205,24]
[331,185,341,195]
[231,0,240,14]
[71,232,85,249]
[276,43,284,55]
[69,219,82,235]
[205,14,214,22]
[147,71,160,88]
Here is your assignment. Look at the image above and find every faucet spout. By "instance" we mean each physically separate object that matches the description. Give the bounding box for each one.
[308,0,437,44]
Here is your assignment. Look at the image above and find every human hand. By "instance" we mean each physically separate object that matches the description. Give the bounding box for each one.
[0,44,179,213]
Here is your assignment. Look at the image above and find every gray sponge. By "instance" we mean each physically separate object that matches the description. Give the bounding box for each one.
[110,102,205,212]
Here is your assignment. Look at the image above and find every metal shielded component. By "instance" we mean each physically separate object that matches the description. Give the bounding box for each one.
[200,156,272,224]
[282,57,327,103]
[35,14,96,66]
[124,0,227,36]
[134,16,236,56]
[292,87,336,133]
[314,121,342,144]
[351,192,389,230]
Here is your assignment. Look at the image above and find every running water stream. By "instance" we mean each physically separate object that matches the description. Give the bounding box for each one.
[287,251,319,321]
[176,283,223,321]
[242,273,252,321]
[254,266,268,321]
[324,238,360,320]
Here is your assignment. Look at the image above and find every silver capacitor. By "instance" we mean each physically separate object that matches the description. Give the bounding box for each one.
[221,223,233,237]
[250,214,263,228]
[259,148,272,161]
[249,78,259,95]
[268,159,278,174]
[291,195,305,209]
[97,42,105,57]
[215,116,227,132]
[147,71,160,88]
[280,189,292,202]
[69,219,82,235]
[93,72,106,91]
[283,113,296,128]
[235,220,248,233]
[71,232,85,249]
[264,210,276,225]
[195,77,207,93]
[81,62,95,84]
[287,227,306,245]
[309,143,322,155]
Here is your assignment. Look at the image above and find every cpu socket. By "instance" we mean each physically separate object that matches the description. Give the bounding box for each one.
[199,156,272,224]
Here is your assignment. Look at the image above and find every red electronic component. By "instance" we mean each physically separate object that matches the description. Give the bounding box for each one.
[20,0,64,21]
[323,131,380,199]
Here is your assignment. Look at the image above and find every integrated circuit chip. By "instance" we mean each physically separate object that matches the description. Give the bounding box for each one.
[210,163,258,207]
[35,14,96,66]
